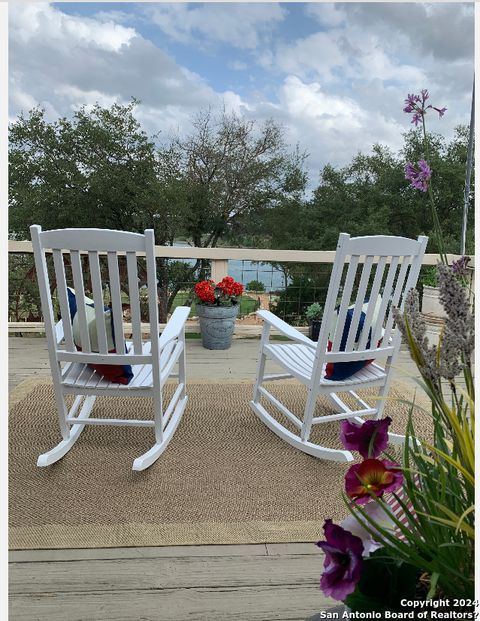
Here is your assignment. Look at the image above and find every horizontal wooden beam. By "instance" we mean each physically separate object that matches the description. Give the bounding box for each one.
[8,321,309,337]
[7,240,474,267]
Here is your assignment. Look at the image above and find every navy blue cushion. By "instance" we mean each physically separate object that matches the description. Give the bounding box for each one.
[325,303,376,381]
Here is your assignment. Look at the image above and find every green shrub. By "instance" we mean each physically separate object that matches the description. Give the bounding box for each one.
[420,266,438,287]
[305,302,322,321]
[246,280,265,292]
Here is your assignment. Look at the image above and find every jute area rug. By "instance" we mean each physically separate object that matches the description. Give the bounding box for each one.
[9,379,431,550]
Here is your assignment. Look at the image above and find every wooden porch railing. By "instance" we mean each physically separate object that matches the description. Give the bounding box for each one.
[8,240,474,336]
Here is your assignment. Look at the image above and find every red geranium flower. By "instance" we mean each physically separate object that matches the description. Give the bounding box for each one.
[194,280,215,304]
[195,275,243,305]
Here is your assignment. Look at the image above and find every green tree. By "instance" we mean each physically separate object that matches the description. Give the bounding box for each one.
[402,126,474,254]
[168,108,307,248]
[258,127,473,256]
[9,102,307,320]
[261,128,473,323]
[9,100,162,237]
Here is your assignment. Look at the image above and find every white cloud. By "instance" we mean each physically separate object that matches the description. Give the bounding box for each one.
[305,3,346,27]
[144,3,286,50]
[271,16,427,87]
[11,2,136,52]
[92,10,133,25]
[280,76,365,132]
[221,90,251,115]
[8,2,474,192]
[8,2,219,136]
[349,2,474,62]
[275,31,346,83]
[53,85,120,112]
[228,61,248,72]
[273,76,404,177]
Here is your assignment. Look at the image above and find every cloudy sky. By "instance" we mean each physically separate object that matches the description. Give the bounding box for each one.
[8,2,475,187]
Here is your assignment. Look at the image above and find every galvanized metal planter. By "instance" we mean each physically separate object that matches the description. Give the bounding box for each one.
[196,304,239,350]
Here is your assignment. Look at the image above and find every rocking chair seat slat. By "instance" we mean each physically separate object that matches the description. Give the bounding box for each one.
[264,343,387,386]
[61,340,179,390]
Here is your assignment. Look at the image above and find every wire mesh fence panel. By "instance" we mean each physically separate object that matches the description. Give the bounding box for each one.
[10,250,462,331]
[266,262,334,326]
[8,255,335,326]
[9,253,42,323]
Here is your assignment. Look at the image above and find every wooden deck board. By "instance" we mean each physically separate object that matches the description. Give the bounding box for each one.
[10,585,330,621]
[9,544,331,621]
[9,554,323,594]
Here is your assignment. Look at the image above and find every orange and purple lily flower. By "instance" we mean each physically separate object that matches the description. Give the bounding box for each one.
[345,458,404,505]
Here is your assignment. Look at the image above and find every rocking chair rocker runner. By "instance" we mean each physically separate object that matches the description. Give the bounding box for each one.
[250,233,428,462]
[31,225,190,471]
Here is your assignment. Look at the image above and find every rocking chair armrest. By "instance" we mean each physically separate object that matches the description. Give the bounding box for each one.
[256,310,315,347]
[158,306,190,350]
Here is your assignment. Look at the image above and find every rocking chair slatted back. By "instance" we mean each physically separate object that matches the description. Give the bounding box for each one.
[126,250,143,355]
[107,251,126,355]
[31,226,156,366]
[70,249,91,352]
[315,233,428,371]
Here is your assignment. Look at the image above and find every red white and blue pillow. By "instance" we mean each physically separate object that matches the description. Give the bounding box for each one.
[67,288,133,385]
[325,297,382,381]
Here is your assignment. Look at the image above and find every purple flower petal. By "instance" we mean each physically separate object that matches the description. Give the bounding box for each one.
[411,111,422,126]
[405,160,432,193]
[317,519,364,601]
[340,417,392,459]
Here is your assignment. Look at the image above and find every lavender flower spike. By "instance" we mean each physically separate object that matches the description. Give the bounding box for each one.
[393,289,440,385]
[451,255,470,275]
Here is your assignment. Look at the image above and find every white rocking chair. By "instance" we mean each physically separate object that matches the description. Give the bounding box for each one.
[250,233,428,462]
[31,225,190,471]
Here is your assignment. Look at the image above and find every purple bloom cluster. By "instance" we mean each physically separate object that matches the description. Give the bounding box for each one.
[451,255,470,276]
[403,89,447,126]
[317,417,403,600]
[405,159,432,192]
